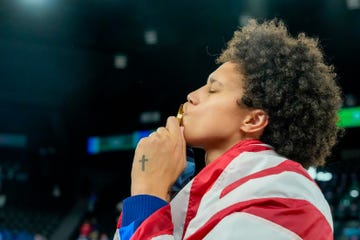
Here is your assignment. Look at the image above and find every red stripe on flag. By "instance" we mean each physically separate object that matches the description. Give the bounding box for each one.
[131,205,173,239]
[116,213,123,228]
[186,198,333,240]
[220,160,315,198]
[182,140,272,238]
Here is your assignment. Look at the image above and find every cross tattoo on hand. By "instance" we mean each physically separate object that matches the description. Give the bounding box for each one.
[139,155,148,171]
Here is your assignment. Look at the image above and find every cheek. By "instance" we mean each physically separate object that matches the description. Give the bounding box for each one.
[183,112,216,144]
[184,107,240,142]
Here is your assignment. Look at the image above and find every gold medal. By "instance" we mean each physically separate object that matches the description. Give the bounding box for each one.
[176,104,184,126]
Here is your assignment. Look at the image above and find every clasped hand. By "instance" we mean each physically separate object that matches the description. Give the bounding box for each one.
[130,116,187,201]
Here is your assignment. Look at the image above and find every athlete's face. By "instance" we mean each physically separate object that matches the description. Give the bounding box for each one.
[182,61,252,151]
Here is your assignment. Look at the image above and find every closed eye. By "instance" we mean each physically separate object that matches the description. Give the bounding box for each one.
[208,88,216,93]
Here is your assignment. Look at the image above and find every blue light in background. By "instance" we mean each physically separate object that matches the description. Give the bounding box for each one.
[87,129,154,155]
[87,137,100,155]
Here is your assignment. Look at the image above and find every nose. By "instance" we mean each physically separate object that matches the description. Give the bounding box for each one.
[187,91,195,104]
[186,94,192,104]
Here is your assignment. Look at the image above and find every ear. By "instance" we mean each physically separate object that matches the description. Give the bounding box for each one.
[241,109,269,134]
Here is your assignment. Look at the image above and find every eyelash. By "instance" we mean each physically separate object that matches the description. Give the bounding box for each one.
[208,88,216,93]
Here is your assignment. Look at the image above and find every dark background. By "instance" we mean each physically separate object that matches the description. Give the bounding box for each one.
[0,0,359,234]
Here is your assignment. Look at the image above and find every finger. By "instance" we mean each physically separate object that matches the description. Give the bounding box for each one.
[156,126,168,134]
[166,116,182,135]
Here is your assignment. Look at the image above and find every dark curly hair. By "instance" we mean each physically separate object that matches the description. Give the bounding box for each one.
[217,18,343,168]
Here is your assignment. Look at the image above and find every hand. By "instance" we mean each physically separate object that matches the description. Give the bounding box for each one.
[130,116,187,201]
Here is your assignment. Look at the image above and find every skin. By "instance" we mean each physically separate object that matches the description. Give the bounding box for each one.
[131,61,269,201]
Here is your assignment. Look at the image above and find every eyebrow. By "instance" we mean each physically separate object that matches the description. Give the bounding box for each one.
[207,76,224,86]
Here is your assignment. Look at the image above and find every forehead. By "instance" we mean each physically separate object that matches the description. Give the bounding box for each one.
[208,62,244,87]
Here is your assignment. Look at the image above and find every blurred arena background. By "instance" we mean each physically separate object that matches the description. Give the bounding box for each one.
[0,0,359,239]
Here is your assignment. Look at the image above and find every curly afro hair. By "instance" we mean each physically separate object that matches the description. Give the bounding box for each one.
[217,18,344,168]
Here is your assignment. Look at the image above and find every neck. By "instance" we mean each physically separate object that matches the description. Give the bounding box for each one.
[204,138,262,165]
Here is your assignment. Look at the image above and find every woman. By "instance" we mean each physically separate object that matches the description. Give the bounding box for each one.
[114,18,342,240]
